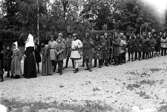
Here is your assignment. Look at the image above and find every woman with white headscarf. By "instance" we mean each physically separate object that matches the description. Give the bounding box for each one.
[24,33,37,78]
[11,41,22,78]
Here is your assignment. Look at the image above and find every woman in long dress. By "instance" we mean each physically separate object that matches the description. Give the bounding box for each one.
[24,33,37,78]
[41,42,52,76]
[11,42,22,78]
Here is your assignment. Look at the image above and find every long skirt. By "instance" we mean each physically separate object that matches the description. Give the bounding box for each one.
[42,58,52,76]
[11,57,22,76]
[24,53,37,78]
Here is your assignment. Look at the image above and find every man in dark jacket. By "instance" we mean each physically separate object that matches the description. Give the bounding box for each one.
[64,34,74,68]
[83,32,94,71]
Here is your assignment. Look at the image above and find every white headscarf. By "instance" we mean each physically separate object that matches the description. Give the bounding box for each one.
[25,33,35,49]
[14,41,18,50]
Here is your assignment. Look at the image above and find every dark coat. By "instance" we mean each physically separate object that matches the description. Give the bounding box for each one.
[83,37,94,60]
[35,44,41,63]
[65,38,72,58]
[55,40,66,61]
[3,49,12,71]
[113,38,121,57]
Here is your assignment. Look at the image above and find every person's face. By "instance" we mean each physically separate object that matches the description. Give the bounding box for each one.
[58,33,63,38]
[104,33,108,37]
[7,46,10,50]
[73,35,77,40]
[160,32,162,35]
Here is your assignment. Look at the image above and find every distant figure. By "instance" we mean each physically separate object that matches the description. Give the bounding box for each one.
[41,42,52,76]
[3,45,12,77]
[24,34,37,78]
[11,42,22,79]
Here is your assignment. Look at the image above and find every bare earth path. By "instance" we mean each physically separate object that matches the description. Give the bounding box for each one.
[1,56,167,112]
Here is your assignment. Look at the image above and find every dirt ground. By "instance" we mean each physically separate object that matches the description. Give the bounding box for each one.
[1,56,167,112]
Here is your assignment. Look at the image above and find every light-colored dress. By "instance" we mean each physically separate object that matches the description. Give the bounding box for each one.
[42,45,52,76]
[161,38,167,48]
[11,49,22,76]
[48,40,57,60]
[70,39,83,60]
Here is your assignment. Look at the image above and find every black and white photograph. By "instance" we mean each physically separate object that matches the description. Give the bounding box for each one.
[0,0,167,112]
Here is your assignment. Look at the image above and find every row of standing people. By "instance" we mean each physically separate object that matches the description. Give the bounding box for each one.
[1,31,167,81]
[0,34,38,82]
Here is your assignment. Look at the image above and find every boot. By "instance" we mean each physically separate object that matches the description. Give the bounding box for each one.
[74,68,79,73]
[94,59,97,67]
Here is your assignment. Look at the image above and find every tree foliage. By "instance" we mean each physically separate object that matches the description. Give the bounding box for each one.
[0,0,165,42]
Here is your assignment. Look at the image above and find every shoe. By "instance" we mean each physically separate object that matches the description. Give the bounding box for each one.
[13,75,20,79]
[89,69,92,72]
[74,68,79,73]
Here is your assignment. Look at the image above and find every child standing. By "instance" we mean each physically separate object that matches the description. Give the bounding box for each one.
[3,45,12,77]
[11,42,22,79]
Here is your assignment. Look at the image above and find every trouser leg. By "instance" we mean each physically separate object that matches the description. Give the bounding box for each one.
[135,51,137,60]
[94,59,97,67]
[65,57,69,68]
[128,52,131,61]
[82,58,85,67]
[51,60,56,72]
[138,51,141,60]
[58,60,63,75]
[71,59,75,69]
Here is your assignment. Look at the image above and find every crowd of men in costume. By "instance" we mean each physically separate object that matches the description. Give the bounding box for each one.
[0,30,167,82]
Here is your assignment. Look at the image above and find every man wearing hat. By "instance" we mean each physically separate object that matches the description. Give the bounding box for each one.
[70,33,83,73]
[83,32,94,71]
